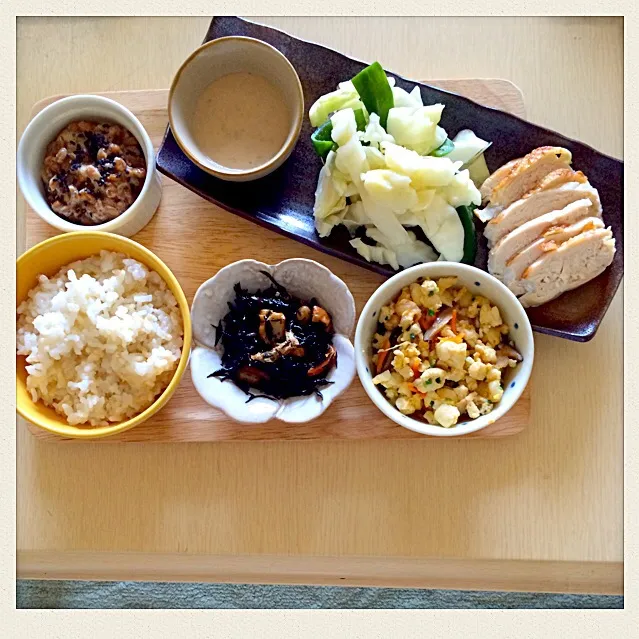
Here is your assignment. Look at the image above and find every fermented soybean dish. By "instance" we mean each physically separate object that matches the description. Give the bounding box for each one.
[371,277,522,428]
[42,121,147,225]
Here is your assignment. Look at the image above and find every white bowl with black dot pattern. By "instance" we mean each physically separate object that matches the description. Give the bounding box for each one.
[354,262,534,437]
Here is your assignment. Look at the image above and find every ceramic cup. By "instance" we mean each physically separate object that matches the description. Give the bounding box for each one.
[168,36,304,182]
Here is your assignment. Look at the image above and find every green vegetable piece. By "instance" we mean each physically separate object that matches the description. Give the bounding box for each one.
[310,108,367,159]
[353,108,367,131]
[351,62,394,128]
[456,205,478,265]
[430,138,455,157]
[311,137,336,159]
[310,120,337,159]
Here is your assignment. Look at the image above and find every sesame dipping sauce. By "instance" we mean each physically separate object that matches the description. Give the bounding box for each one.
[41,120,147,225]
[191,72,290,170]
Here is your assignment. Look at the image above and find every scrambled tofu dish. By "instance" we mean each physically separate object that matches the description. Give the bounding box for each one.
[371,277,522,428]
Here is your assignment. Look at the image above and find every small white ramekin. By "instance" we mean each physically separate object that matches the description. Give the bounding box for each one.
[355,262,534,437]
[17,94,162,237]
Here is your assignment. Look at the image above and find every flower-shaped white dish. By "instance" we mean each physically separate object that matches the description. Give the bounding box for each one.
[190,258,356,424]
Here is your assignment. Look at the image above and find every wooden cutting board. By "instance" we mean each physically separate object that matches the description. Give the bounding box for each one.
[24,81,530,442]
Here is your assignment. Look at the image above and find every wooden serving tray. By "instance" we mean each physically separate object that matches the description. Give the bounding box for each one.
[25,83,530,442]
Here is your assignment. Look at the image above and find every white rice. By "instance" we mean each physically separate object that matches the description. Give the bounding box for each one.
[17,250,184,426]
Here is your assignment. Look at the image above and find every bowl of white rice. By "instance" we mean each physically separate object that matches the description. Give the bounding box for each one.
[16,231,191,439]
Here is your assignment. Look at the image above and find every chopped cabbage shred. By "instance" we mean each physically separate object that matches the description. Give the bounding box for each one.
[309,70,491,268]
[309,81,365,128]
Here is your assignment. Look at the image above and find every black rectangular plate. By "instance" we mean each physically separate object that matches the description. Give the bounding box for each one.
[157,16,623,342]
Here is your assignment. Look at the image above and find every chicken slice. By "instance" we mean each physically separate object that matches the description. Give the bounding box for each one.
[487,198,596,278]
[476,146,572,222]
[479,157,520,202]
[503,217,604,295]
[517,228,616,307]
[531,168,587,192]
[484,179,601,246]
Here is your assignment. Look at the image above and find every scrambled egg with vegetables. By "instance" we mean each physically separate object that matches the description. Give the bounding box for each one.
[371,277,522,428]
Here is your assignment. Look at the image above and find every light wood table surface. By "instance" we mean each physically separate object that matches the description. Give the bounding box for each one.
[16,17,623,594]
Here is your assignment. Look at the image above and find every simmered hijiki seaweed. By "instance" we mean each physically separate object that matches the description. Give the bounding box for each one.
[208,272,336,401]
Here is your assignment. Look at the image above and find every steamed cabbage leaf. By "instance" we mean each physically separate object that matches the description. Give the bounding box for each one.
[330,108,358,147]
[313,150,347,232]
[360,112,395,148]
[440,169,482,208]
[386,104,445,155]
[365,228,438,268]
[350,238,399,270]
[417,194,465,262]
[361,169,418,213]
[446,129,491,166]
[309,81,364,128]
[382,142,458,189]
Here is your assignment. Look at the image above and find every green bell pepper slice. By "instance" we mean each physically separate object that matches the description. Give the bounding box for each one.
[456,205,478,265]
[310,120,336,159]
[351,62,394,128]
[430,138,455,157]
[310,108,367,160]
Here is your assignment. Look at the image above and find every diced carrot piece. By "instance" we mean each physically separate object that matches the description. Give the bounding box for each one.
[419,314,436,331]
[407,382,427,396]
[376,337,391,374]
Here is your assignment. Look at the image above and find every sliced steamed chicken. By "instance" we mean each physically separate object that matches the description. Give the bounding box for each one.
[476,146,573,222]
[479,157,520,202]
[478,145,616,308]
[487,198,598,278]
[484,169,602,246]
[517,228,616,307]
[503,217,605,296]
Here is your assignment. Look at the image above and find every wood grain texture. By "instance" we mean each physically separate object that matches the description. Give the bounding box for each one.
[24,84,528,443]
[16,18,623,591]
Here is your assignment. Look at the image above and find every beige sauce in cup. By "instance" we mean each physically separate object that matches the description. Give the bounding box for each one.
[192,72,291,170]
